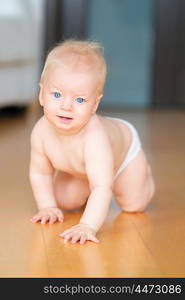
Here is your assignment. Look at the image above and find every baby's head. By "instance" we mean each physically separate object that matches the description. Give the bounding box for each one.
[39,39,107,134]
[41,39,107,93]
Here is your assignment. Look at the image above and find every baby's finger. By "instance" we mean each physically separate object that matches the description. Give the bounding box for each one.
[71,234,81,244]
[57,214,64,222]
[49,215,57,224]
[63,232,74,242]
[41,215,50,224]
[60,229,71,237]
[88,234,99,243]
[31,215,41,223]
[79,236,87,245]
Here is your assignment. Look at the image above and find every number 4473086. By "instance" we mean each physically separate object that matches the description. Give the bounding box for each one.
[134,285,182,294]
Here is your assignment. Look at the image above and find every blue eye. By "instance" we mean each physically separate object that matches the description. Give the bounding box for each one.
[76,97,85,103]
[53,92,61,98]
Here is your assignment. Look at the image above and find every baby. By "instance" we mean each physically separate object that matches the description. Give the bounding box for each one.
[29,39,155,244]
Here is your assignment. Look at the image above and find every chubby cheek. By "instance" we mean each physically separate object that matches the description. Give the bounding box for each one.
[75,102,96,118]
[75,109,91,125]
[43,102,57,119]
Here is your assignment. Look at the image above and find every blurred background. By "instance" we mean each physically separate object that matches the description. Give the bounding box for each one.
[0,0,185,112]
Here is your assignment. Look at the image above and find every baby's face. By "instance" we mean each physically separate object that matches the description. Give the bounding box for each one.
[39,65,103,135]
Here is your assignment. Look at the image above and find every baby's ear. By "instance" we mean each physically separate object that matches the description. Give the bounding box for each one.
[98,93,103,102]
[92,94,103,114]
[38,83,44,107]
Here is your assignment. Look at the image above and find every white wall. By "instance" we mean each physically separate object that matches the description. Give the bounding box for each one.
[0,0,45,107]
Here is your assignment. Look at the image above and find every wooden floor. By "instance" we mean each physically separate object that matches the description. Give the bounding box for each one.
[0,103,185,278]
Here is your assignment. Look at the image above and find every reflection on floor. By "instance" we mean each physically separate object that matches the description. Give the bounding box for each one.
[0,103,185,277]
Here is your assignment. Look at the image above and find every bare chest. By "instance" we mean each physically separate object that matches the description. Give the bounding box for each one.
[44,137,86,177]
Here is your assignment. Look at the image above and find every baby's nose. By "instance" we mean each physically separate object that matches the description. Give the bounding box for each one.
[60,98,73,110]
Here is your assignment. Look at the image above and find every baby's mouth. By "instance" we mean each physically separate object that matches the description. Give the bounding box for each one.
[57,115,73,122]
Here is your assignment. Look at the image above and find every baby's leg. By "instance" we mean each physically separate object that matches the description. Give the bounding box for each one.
[54,172,90,210]
[113,149,155,212]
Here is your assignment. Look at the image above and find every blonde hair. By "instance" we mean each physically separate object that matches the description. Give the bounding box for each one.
[40,39,107,92]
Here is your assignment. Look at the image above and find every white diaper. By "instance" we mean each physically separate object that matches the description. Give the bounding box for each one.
[106,117,142,179]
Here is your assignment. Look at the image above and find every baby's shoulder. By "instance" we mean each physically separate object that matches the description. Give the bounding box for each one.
[31,116,47,135]
[86,114,105,133]
[30,116,47,147]
[84,114,109,143]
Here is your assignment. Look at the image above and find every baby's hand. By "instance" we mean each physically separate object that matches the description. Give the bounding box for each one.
[59,223,99,244]
[31,207,64,224]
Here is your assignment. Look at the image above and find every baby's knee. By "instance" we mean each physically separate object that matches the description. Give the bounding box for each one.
[56,190,87,210]
[116,191,153,213]
[118,200,149,213]
[59,198,86,211]
[116,164,155,213]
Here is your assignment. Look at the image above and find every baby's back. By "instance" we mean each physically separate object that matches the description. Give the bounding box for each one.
[98,115,131,171]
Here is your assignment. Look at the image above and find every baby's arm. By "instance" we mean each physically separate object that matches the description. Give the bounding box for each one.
[60,128,114,243]
[29,125,63,224]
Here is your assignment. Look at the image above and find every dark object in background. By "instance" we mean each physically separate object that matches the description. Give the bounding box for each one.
[0,106,28,118]
[152,0,185,107]
[44,0,87,59]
